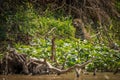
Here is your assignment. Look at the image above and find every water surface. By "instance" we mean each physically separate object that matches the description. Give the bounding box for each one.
[0,72,120,80]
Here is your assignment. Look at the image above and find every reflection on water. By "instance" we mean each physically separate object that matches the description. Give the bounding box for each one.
[0,72,120,80]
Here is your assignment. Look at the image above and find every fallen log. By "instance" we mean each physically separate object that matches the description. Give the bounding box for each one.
[0,48,94,77]
[45,59,93,77]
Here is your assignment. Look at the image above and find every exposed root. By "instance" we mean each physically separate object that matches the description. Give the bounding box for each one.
[0,48,93,76]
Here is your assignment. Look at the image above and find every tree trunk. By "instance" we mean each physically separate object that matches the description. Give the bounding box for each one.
[51,36,56,62]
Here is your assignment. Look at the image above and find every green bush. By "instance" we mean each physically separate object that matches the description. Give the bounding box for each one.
[3,7,75,44]
[15,38,120,71]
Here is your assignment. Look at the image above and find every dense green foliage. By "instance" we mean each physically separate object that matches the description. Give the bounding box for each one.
[1,6,74,44]
[11,7,120,70]
[115,0,120,13]
[15,38,120,71]
[0,0,120,72]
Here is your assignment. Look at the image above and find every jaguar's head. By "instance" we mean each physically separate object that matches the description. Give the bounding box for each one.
[73,19,84,29]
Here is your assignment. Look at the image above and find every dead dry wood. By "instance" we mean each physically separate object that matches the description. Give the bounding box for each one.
[0,48,93,77]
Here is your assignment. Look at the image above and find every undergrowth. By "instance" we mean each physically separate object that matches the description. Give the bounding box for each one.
[0,5,120,72]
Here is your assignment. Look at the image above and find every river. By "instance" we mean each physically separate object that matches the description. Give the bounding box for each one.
[0,72,120,80]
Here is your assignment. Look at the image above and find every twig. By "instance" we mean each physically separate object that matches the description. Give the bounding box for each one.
[44,27,56,38]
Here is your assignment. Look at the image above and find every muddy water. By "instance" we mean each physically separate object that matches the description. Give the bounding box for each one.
[0,72,120,80]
